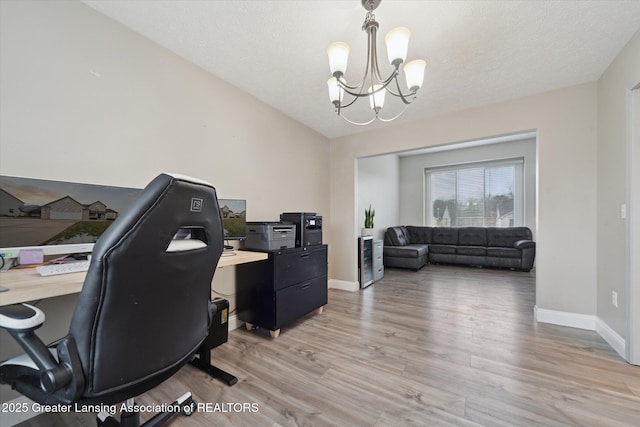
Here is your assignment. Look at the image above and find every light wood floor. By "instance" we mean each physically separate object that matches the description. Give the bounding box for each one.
[17,265,640,426]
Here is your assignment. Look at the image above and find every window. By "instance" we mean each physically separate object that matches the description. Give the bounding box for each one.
[425,159,523,227]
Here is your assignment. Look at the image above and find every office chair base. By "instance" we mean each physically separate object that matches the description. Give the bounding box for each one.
[96,392,194,427]
[189,358,238,386]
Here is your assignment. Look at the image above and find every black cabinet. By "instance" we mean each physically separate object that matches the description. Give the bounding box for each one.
[237,245,327,338]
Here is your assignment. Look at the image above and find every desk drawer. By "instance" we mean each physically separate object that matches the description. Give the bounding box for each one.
[273,246,327,290]
[275,275,327,327]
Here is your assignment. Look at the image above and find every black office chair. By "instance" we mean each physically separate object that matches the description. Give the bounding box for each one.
[0,173,224,426]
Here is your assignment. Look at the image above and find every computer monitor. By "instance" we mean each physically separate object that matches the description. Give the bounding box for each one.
[0,175,246,270]
[218,199,246,240]
[0,175,141,270]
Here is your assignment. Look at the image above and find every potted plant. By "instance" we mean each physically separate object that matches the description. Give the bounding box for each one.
[362,204,375,236]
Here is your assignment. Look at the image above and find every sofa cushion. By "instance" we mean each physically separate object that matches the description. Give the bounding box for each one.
[486,227,532,247]
[385,226,409,246]
[487,247,521,259]
[406,226,432,244]
[428,244,456,255]
[432,227,458,245]
[383,244,428,259]
[457,246,487,256]
[458,227,487,246]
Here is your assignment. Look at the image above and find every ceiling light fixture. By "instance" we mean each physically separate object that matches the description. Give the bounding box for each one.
[327,0,426,125]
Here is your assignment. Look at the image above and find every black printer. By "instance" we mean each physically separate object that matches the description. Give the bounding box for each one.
[280,212,322,247]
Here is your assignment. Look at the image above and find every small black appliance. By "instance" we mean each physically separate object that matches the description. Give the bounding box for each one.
[279,212,323,247]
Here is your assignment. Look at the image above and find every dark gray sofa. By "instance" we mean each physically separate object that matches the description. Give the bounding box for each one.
[384,226,535,272]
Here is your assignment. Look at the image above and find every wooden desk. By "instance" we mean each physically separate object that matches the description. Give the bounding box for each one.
[0,250,268,306]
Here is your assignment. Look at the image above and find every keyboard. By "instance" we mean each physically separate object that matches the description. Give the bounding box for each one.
[36,261,90,276]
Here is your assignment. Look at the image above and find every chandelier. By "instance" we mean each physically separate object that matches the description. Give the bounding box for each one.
[326,0,426,125]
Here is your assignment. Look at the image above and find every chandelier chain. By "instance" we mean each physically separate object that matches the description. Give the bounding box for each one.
[362,11,376,31]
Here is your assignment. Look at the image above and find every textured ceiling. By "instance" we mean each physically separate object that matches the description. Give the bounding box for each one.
[82,0,640,139]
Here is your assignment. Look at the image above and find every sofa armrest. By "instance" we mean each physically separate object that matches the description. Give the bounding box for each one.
[385,226,409,246]
[514,239,535,249]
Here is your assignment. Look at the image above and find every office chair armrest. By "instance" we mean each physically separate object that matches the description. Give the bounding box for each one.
[0,303,45,330]
[0,304,58,372]
[0,304,84,400]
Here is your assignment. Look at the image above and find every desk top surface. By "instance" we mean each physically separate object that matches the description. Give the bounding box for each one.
[0,250,267,306]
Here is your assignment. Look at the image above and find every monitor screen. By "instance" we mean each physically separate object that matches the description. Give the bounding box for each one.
[218,199,246,240]
[0,175,141,265]
[0,175,245,268]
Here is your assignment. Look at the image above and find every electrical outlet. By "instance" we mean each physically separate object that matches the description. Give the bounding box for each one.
[612,291,618,307]
[621,204,627,219]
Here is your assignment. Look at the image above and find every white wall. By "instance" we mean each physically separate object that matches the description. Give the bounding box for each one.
[0,0,329,402]
[357,154,400,241]
[0,0,329,218]
[330,83,598,317]
[398,138,536,234]
[597,30,640,339]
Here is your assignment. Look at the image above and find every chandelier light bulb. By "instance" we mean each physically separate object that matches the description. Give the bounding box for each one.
[384,27,410,66]
[327,42,350,76]
[404,59,427,92]
[368,85,386,111]
[327,77,343,103]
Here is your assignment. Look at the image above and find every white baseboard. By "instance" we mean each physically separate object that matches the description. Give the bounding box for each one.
[595,317,626,359]
[534,306,627,359]
[328,279,359,292]
[534,305,596,330]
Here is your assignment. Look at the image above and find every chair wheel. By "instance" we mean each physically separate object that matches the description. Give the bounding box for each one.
[183,400,195,416]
